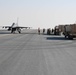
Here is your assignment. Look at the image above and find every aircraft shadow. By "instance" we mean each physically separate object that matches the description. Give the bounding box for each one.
[0,32,38,34]
[0,32,11,34]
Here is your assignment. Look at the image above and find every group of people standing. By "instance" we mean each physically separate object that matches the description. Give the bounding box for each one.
[38,28,45,35]
[38,28,54,35]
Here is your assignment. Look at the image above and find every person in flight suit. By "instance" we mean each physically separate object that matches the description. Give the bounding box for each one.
[38,28,40,35]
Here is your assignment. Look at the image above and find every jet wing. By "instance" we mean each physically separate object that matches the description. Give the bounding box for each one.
[2,26,11,28]
[2,23,15,28]
[16,26,31,29]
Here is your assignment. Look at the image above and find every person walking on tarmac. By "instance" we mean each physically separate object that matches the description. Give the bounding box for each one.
[38,27,40,35]
[43,28,45,34]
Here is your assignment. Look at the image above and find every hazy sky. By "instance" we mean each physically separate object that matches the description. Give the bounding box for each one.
[0,0,76,29]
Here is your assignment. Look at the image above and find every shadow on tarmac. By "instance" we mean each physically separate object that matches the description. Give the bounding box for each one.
[46,36,69,40]
[0,32,38,34]
[0,30,38,34]
[0,32,11,34]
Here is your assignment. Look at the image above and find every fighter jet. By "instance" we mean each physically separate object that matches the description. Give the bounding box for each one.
[2,22,31,33]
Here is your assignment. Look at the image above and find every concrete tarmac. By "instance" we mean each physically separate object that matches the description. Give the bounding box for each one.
[0,29,76,75]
